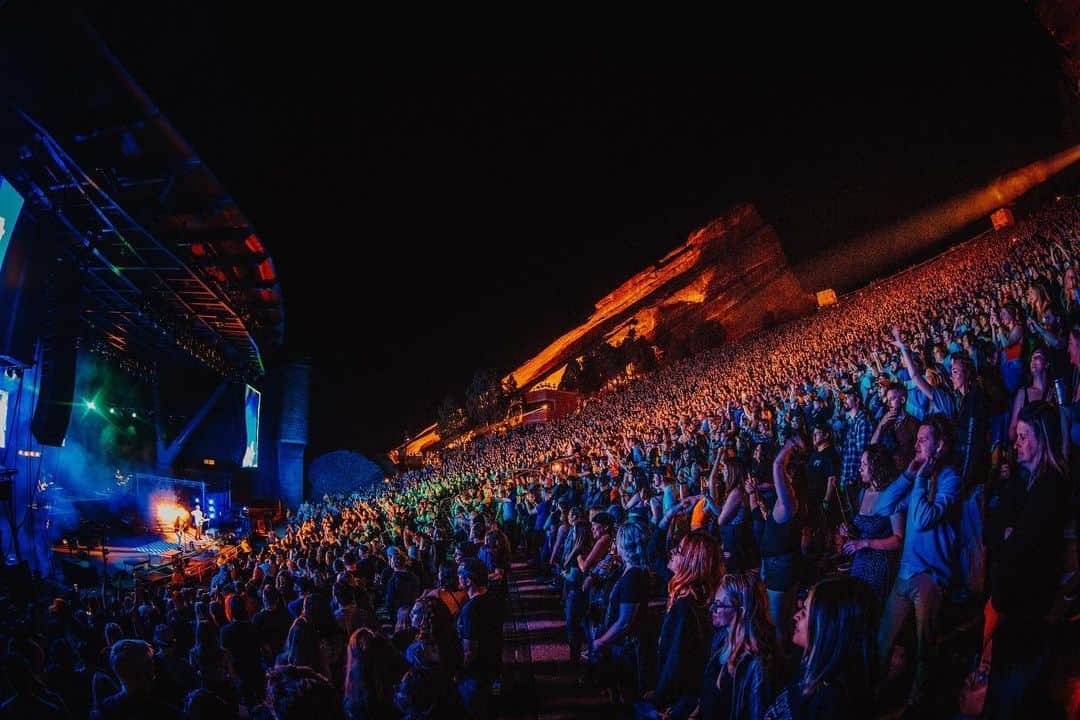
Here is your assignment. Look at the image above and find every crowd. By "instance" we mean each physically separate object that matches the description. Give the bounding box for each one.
[2,197,1080,719]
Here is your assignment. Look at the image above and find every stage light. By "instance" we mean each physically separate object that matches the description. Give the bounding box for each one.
[131,412,137,419]
[155,501,189,527]
[85,400,96,411]
[208,498,215,505]
[109,408,116,414]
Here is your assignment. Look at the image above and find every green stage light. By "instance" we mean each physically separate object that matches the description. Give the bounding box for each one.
[131,412,137,419]
[85,400,96,411]
[109,407,116,414]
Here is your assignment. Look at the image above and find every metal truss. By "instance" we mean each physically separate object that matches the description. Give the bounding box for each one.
[7,107,269,380]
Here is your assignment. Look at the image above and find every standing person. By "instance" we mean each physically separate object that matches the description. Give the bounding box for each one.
[95,639,185,720]
[895,326,988,488]
[456,558,502,719]
[839,391,873,519]
[763,577,877,720]
[803,425,840,558]
[983,401,1070,719]
[1007,347,1054,444]
[840,445,905,610]
[651,532,724,720]
[587,521,653,705]
[191,504,205,541]
[876,414,962,710]
[709,457,754,573]
[990,302,1026,395]
[561,515,593,675]
[871,383,920,473]
[700,572,783,720]
[219,594,264,706]
[752,431,804,654]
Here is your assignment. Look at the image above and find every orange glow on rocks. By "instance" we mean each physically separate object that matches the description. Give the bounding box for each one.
[504,204,813,392]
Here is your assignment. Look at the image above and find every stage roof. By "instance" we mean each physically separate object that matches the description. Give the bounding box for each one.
[0,2,284,379]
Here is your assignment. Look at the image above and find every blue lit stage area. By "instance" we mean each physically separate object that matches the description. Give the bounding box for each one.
[0,6,306,597]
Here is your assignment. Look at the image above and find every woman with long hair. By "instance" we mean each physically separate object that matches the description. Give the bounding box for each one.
[990,303,1025,390]
[588,521,653,704]
[983,400,1071,718]
[653,531,724,720]
[1025,281,1065,354]
[277,615,326,677]
[343,627,408,720]
[1008,347,1055,444]
[839,445,904,610]
[701,572,783,720]
[562,515,594,671]
[404,596,463,679]
[711,455,753,573]
[764,576,877,720]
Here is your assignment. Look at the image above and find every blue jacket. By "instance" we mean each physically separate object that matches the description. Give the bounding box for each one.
[888,466,962,587]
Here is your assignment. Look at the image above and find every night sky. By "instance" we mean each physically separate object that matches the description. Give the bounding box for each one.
[78,4,1075,459]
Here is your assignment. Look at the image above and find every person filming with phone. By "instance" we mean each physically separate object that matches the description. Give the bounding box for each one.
[875,413,962,711]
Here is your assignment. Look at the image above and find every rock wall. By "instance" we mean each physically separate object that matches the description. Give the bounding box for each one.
[507,204,814,391]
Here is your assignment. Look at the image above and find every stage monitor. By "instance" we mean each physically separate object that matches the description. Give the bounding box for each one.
[0,177,25,273]
[242,384,261,468]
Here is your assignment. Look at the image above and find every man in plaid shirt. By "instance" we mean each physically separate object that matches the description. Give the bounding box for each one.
[839,390,873,511]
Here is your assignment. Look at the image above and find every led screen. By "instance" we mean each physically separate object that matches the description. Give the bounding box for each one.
[0,177,25,273]
[242,384,261,468]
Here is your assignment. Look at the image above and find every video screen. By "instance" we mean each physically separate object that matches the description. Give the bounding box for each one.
[0,177,25,273]
[242,384,261,468]
[0,389,8,449]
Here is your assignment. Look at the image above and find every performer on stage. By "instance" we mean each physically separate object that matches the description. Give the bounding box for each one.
[173,513,184,546]
[191,504,205,541]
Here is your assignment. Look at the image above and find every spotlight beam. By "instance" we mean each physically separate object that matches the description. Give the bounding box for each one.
[796,143,1080,292]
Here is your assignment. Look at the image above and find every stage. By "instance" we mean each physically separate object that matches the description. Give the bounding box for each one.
[50,528,242,596]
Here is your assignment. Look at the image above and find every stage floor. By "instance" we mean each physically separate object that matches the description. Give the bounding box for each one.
[51,530,224,593]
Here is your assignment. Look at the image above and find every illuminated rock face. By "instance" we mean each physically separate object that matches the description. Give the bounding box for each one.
[399,204,813,458]
[507,203,814,391]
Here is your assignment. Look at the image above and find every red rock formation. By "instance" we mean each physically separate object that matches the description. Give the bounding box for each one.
[506,203,814,391]
[398,204,813,458]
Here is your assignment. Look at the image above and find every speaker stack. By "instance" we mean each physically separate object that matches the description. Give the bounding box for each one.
[30,257,80,447]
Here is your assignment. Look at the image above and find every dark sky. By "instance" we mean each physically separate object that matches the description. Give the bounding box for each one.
[79,4,1074,459]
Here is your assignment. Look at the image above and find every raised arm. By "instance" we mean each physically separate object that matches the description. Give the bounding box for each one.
[891,325,933,401]
[772,442,799,524]
[716,487,745,525]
